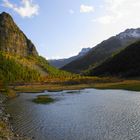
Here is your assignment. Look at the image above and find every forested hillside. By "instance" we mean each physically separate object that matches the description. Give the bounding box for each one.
[0,12,72,84]
[86,41,140,77]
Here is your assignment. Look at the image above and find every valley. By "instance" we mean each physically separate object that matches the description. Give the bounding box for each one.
[1,10,140,140]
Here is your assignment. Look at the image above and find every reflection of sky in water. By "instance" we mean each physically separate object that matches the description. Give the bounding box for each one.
[6,89,140,140]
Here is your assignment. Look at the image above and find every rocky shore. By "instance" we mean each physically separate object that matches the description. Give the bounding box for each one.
[0,93,30,140]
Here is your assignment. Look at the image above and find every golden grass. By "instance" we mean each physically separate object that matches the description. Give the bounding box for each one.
[3,76,139,94]
[10,79,140,93]
[93,80,140,91]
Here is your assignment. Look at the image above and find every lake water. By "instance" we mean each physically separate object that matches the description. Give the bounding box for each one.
[6,89,140,140]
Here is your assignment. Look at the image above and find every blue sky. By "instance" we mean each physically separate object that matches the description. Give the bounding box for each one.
[1,0,140,59]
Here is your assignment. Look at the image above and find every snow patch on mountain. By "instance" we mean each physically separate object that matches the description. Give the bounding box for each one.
[118,28,140,39]
[78,48,91,56]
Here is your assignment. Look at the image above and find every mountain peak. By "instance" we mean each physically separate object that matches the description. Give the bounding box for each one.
[117,28,140,40]
[0,12,14,24]
[0,12,38,57]
[1,12,12,17]
[0,12,19,32]
[78,48,91,56]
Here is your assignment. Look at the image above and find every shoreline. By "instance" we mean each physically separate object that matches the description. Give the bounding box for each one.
[12,80,140,93]
[0,93,30,140]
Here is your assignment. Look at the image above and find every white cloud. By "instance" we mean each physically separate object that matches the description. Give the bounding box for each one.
[97,15,113,24]
[2,0,39,18]
[80,4,94,13]
[96,0,140,25]
[69,9,75,14]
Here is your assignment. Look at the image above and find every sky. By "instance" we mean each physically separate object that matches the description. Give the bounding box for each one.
[0,0,140,59]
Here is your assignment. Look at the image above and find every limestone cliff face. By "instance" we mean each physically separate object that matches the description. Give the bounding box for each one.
[0,12,38,57]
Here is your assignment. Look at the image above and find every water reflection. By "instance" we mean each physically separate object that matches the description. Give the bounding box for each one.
[6,89,140,140]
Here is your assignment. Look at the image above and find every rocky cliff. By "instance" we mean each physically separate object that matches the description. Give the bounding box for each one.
[0,12,38,57]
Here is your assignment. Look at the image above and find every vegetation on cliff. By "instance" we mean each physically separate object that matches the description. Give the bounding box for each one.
[0,12,74,86]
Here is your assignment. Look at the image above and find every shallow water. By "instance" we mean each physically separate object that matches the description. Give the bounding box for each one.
[6,89,140,140]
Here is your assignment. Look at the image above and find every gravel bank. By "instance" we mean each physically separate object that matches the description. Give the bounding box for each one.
[0,93,30,140]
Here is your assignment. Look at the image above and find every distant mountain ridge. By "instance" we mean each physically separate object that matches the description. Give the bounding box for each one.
[61,28,140,73]
[49,48,91,68]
